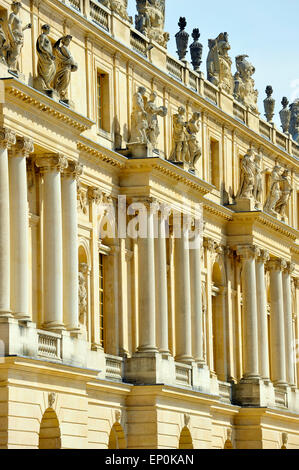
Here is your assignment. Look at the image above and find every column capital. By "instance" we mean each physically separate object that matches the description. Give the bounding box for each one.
[203,237,217,253]
[87,187,103,204]
[266,258,287,272]
[13,136,34,157]
[236,245,260,260]
[0,127,16,149]
[62,160,83,181]
[257,249,270,263]
[35,154,68,173]
[284,261,295,275]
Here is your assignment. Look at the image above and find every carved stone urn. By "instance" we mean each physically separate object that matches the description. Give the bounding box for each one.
[263,85,275,123]
[175,17,189,61]
[279,97,291,133]
[189,29,202,72]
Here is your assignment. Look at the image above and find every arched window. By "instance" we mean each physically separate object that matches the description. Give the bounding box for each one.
[108,423,126,449]
[178,427,193,450]
[39,408,61,449]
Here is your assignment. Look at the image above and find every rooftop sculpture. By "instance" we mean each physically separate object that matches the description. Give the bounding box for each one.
[206,32,234,95]
[135,0,169,48]
[234,55,258,114]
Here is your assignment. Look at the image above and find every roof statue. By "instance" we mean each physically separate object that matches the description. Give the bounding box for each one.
[206,32,234,95]
[135,0,169,48]
[234,54,259,114]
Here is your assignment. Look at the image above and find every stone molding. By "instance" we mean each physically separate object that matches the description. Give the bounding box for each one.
[35,154,68,173]
[0,127,16,149]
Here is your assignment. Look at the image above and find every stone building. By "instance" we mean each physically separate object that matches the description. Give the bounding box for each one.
[0,0,298,450]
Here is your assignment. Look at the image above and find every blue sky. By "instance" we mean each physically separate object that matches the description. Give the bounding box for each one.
[127,0,299,126]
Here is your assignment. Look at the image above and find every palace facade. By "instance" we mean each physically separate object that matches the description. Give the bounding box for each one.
[0,0,299,450]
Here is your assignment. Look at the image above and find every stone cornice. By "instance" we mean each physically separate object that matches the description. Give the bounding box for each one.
[203,200,234,221]
[2,78,94,134]
[77,139,127,169]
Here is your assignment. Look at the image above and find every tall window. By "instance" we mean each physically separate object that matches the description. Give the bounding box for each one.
[99,253,105,348]
[210,139,220,189]
[97,71,110,132]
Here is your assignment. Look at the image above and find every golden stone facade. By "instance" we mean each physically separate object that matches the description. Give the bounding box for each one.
[0,0,299,450]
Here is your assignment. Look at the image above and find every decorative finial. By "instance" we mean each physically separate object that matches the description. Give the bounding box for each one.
[175,17,189,61]
[190,29,202,72]
[263,85,275,123]
[279,97,291,134]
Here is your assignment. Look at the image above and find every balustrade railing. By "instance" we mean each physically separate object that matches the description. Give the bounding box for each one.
[204,81,217,105]
[233,102,246,123]
[167,56,183,82]
[89,0,109,30]
[130,30,148,58]
[175,363,192,387]
[37,331,62,360]
[105,355,124,381]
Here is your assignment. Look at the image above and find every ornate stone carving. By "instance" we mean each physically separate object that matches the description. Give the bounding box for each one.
[0,127,16,149]
[35,24,56,94]
[78,262,88,327]
[115,410,121,423]
[253,153,268,210]
[236,245,260,260]
[234,55,258,114]
[129,87,167,152]
[289,99,299,143]
[175,17,189,61]
[6,1,32,74]
[281,432,288,449]
[0,19,9,65]
[264,164,284,218]
[145,91,167,149]
[35,154,68,173]
[63,161,84,181]
[53,35,78,104]
[275,169,292,221]
[135,0,169,48]
[266,258,287,272]
[87,187,103,204]
[184,413,190,427]
[279,97,291,134]
[206,32,234,95]
[102,0,130,21]
[236,149,267,211]
[263,86,275,123]
[77,185,88,214]
[48,392,56,408]
[169,106,188,162]
[190,29,202,72]
[15,136,34,157]
[237,148,256,200]
[185,112,202,170]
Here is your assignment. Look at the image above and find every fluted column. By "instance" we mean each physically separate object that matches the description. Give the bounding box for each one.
[0,128,16,317]
[175,220,193,364]
[62,161,83,332]
[267,259,287,386]
[256,249,270,381]
[236,245,260,380]
[283,262,295,387]
[137,200,158,353]
[156,207,169,354]
[9,137,34,320]
[36,155,68,331]
[190,233,204,364]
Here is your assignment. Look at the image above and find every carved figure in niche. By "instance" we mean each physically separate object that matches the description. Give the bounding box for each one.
[169,106,188,162]
[185,112,201,169]
[7,1,31,73]
[275,169,292,220]
[254,153,268,209]
[264,164,282,215]
[77,186,88,215]
[145,91,167,149]
[135,0,169,48]
[53,35,78,103]
[78,263,88,328]
[129,86,148,143]
[206,32,234,95]
[289,99,299,143]
[234,55,258,114]
[237,149,256,200]
[0,19,9,65]
[36,24,56,93]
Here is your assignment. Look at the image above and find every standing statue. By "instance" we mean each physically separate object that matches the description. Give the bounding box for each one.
[264,164,282,216]
[135,0,169,49]
[0,18,9,65]
[275,169,292,221]
[53,35,78,103]
[206,32,234,95]
[185,112,201,169]
[6,1,31,73]
[254,153,268,210]
[289,100,299,143]
[110,0,130,21]
[234,55,258,114]
[36,24,56,93]
[129,86,148,143]
[169,106,188,162]
[237,149,256,200]
[145,91,167,149]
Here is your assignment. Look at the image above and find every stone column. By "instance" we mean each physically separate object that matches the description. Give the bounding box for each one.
[282,262,295,387]
[0,128,16,317]
[61,161,83,332]
[190,235,204,364]
[175,220,193,364]
[236,245,260,380]
[36,155,68,331]
[156,208,169,354]
[137,200,158,353]
[9,137,34,320]
[256,249,270,381]
[267,259,288,386]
